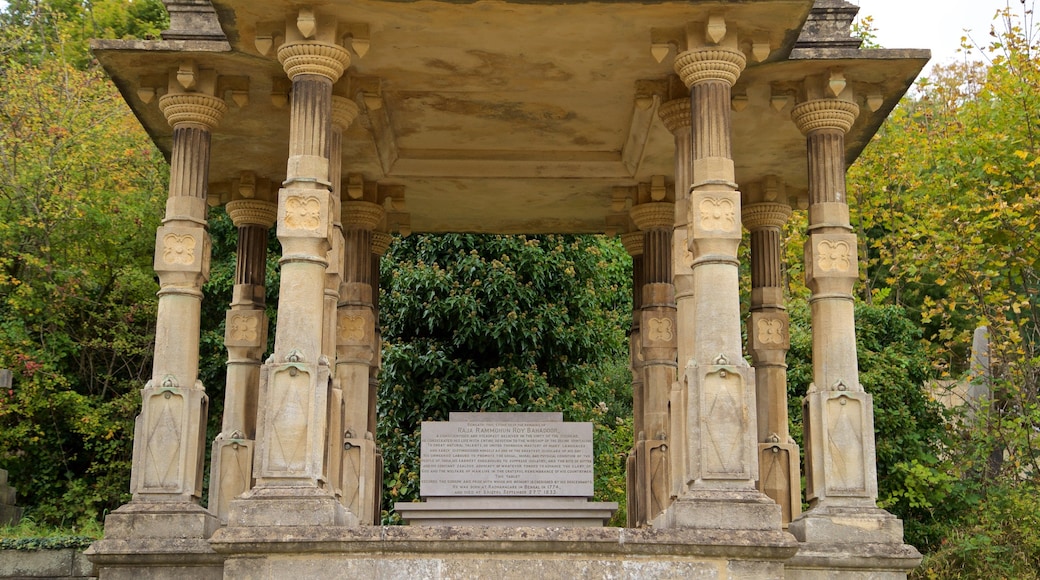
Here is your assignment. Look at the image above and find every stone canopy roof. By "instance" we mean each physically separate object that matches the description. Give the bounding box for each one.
[92,0,928,234]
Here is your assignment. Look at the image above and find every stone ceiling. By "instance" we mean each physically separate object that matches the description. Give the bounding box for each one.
[93,0,928,234]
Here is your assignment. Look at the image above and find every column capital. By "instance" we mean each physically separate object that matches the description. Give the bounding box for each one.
[742,202,792,232]
[630,201,675,231]
[621,231,644,257]
[791,98,859,136]
[278,41,351,82]
[658,98,691,134]
[371,231,393,256]
[331,95,361,131]
[158,92,227,130]
[227,199,278,229]
[342,200,386,231]
[673,47,746,88]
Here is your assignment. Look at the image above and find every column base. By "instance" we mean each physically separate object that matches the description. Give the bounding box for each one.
[85,502,223,580]
[99,501,219,540]
[228,486,356,528]
[653,488,784,532]
[786,505,922,579]
[789,504,904,544]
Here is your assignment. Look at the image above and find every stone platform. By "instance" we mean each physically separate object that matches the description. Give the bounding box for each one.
[208,525,799,579]
[395,497,617,527]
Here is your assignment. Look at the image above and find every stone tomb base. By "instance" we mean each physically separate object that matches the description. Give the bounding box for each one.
[209,525,799,579]
[395,496,618,527]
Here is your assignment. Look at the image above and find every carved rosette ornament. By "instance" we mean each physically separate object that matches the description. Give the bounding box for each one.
[698,197,737,232]
[158,93,228,129]
[791,99,859,135]
[277,41,351,81]
[673,48,746,88]
[226,200,278,228]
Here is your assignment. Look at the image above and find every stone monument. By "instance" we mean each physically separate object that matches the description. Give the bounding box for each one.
[396,412,617,526]
[86,1,929,577]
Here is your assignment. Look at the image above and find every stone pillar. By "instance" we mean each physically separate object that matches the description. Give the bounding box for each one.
[208,193,277,523]
[92,73,226,556]
[230,21,353,527]
[324,95,360,505]
[337,198,385,524]
[367,230,392,521]
[629,200,676,523]
[743,182,801,526]
[786,90,919,579]
[620,231,646,527]
[656,39,780,532]
[659,94,693,502]
[789,96,894,532]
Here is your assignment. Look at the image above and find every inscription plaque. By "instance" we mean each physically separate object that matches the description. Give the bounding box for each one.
[420,420,594,497]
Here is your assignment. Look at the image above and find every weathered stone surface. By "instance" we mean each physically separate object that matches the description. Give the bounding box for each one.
[210,525,798,579]
[0,548,90,578]
[395,497,617,527]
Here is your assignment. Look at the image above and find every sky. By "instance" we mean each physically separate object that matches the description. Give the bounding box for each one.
[856,0,1026,72]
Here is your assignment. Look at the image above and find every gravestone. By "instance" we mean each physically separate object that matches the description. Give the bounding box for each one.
[0,370,22,526]
[395,412,617,526]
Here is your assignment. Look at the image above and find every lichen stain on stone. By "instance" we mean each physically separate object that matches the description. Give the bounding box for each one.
[420,50,574,89]
[398,93,579,135]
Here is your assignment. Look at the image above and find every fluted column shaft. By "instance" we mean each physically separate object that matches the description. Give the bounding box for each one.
[209,200,276,521]
[621,232,645,527]
[248,40,351,494]
[628,202,675,524]
[744,201,800,524]
[129,92,226,502]
[792,98,880,510]
[675,47,762,494]
[660,97,694,503]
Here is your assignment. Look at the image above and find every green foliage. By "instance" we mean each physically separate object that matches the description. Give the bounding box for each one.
[917,481,1040,579]
[0,0,167,68]
[0,517,102,549]
[786,301,948,548]
[377,234,632,521]
[0,5,167,525]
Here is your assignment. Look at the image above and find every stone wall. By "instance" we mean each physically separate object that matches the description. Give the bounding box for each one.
[0,549,96,579]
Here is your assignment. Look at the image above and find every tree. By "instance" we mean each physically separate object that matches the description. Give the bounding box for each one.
[0,2,168,526]
[844,3,1040,576]
[377,234,633,523]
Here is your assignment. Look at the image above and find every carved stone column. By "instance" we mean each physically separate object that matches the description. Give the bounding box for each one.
[337,199,385,524]
[630,200,676,524]
[659,94,693,501]
[324,95,360,505]
[620,231,646,527]
[110,68,226,539]
[743,182,801,526]
[208,190,276,523]
[789,96,902,541]
[230,14,353,527]
[657,37,780,532]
